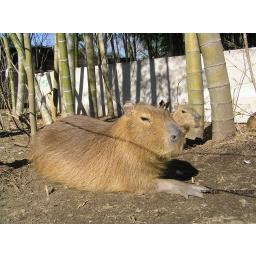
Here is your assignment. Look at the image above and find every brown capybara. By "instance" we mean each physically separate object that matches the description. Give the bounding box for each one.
[159,101,201,134]
[171,104,201,133]
[29,103,208,198]
[247,113,256,130]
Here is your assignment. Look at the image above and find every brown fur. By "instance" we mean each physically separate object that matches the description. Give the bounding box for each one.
[247,113,256,130]
[171,105,201,133]
[159,101,201,133]
[29,103,185,194]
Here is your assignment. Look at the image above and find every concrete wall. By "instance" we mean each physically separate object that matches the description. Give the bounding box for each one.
[38,47,256,123]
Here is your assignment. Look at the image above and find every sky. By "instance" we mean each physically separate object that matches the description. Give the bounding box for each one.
[31,33,55,47]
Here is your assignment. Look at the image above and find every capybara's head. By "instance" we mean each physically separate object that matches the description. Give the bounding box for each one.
[115,102,185,159]
[172,104,201,132]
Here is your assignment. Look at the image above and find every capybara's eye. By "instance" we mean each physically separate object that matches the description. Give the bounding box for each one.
[181,110,186,114]
[140,116,151,122]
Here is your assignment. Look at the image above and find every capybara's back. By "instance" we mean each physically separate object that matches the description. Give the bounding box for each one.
[30,103,186,193]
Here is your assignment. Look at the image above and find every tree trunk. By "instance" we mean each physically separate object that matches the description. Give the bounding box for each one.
[16,33,26,116]
[52,33,59,120]
[57,33,75,116]
[24,34,53,126]
[115,34,120,61]
[133,34,137,61]
[11,33,53,128]
[122,34,129,60]
[127,34,135,61]
[2,35,16,113]
[168,34,174,56]
[197,33,235,140]
[84,33,98,118]
[110,33,117,62]
[185,33,204,139]
[74,33,79,67]
[22,34,37,135]
[98,33,114,117]
[66,33,76,100]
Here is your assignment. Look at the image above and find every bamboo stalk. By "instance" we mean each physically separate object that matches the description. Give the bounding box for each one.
[84,33,98,118]
[52,33,59,120]
[57,33,75,116]
[23,33,37,135]
[10,33,37,134]
[11,33,53,132]
[185,33,204,139]
[2,35,16,113]
[74,33,78,67]
[66,33,76,101]
[197,33,235,140]
[16,33,26,116]
[98,33,114,117]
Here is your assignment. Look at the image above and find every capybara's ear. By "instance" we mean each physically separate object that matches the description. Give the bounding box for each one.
[159,100,165,108]
[164,101,171,110]
[123,101,135,115]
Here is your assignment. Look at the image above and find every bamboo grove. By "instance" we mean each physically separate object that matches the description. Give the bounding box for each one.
[0,33,252,140]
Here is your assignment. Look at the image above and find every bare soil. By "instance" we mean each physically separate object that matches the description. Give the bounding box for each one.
[0,127,256,224]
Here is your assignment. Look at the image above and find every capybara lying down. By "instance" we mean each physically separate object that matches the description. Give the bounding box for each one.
[29,103,208,198]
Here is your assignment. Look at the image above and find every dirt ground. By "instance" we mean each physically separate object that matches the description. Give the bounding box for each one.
[0,126,256,224]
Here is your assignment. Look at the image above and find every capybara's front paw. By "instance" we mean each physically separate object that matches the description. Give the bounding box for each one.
[176,183,209,199]
[155,179,209,198]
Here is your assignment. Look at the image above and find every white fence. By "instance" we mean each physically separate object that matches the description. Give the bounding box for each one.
[38,47,256,123]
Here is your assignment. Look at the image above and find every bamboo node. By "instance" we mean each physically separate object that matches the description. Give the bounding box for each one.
[199,39,221,48]
[204,62,226,69]
[207,83,230,90]
[210,99,233,105]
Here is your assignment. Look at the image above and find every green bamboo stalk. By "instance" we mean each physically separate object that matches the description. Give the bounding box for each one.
[11,33,37,135]
[98,33,114,117]
[16,33,26,116]
[57,33,75,116]
[74,33,78,67]
[197,33,235,140]
[52,33,59,120]
[57,34,63,113]
[24,34,53,126]
[2,35,16,113]
[11,33,53,132]
[66,33,76,101]
[185,33,204,139]
[84,33,98,118]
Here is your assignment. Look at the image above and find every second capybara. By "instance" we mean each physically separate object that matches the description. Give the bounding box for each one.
[29,103,208,198]
[171,104,201,133]
[247,113,256,130]
[159,100,201,134]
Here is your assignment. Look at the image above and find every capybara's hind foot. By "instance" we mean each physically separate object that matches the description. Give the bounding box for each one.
[154,179,209,198]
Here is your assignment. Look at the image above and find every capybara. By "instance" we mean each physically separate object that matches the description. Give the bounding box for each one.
[159,101,201,134]
[247,113,256,130]
[29,103,208,198]
[171,104,201,133]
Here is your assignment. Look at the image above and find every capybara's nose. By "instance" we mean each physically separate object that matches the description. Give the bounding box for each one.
[169,123,182,143]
